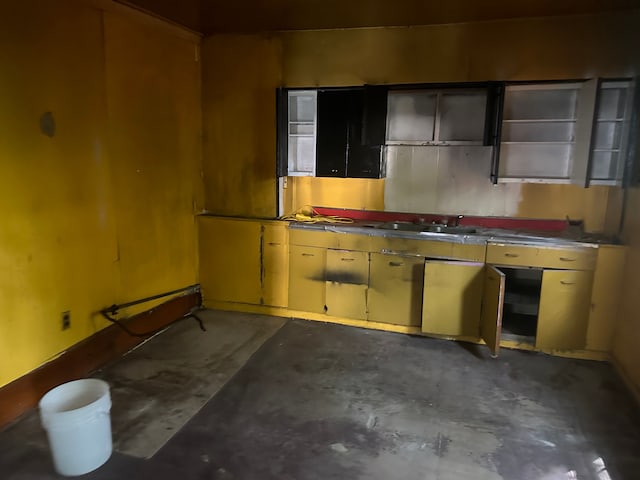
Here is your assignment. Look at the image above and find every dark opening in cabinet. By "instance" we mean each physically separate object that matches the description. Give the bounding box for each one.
[500,267,542,345]
[316,88,382,178]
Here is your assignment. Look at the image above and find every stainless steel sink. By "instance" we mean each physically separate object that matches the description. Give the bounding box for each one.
[376,222,476,234]
[376,221,424,232]
[421,225,476,234]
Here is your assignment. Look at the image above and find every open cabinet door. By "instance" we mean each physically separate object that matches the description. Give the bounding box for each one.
[572,78,598,187]
[481,266,506,357]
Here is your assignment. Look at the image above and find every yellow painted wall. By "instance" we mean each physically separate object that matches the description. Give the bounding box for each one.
[280,12,640,86]
[201,34,282,218]
[0,0,202,388]
[613,187,640,398]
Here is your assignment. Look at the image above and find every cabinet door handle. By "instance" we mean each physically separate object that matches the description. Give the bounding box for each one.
[560,280,576,285]
[268,242,281,246]
[504,253,519,258]
[341,258,355,262]
[559,257,576,262]
[389,261,403,267]
[302,253,315,257]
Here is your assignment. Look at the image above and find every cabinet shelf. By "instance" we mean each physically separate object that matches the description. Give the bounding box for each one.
[501,141,574,145]
[502,118,576,123]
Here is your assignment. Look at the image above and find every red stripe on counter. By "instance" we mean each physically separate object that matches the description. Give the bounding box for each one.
[312,207,568,232]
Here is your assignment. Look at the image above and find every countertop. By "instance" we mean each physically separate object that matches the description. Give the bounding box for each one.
[287,220,616,249]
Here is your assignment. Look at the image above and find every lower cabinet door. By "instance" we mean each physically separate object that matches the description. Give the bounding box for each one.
[536,269,594,351]
[262,224,289,308]
[422,260,484,336]
[480,266,506,357]
[325,249,369,320]
[368,253,425,326]
[288,245,327,314]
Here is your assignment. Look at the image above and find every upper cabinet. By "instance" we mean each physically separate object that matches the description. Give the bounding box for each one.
[285,90,317,176]
[386,88,488,145]
[278,87,383,178]
[495,82,586,183]
[277,78,639,186]
[492,79,638,186]
[589,80,635,186]
[316,89,382,178]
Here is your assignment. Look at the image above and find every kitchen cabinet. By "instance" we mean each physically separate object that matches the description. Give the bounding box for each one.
[289,229,426,324]
[280,90,317,177]
[536,269,593,351]
[492,78,640,186]
[369,253,424,327]
[588,79,636,186]
[199,217,290,307]
[480,266,506,356]
[422,260,484,336]
[494,81,597,184]
[386,87,489,145]
[483,243,596,355]
[316,89,382,178]
[262,223,289,308]
[486,242,597,270]
[289,243,370,319]
[201,219,626,360]
[288,245,326,314]
[325,249,369,320]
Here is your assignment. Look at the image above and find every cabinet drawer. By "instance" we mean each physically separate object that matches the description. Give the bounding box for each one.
[370,236,485,262]
[486,243,596,270]
[289,228,371,251]
[289,229,339,248]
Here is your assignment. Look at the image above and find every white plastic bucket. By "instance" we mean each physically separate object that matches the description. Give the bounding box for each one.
[39,379,112,476]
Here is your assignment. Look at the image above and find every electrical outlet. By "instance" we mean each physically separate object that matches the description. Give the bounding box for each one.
[61,311,71,330]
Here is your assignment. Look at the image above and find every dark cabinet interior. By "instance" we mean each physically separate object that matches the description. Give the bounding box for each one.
[500,267,542,345]
[316,89,383,178]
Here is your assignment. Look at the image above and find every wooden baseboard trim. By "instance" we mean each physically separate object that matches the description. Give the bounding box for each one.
[0,292,201,430]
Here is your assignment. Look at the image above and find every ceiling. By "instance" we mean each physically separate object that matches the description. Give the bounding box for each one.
[121,0,640,34]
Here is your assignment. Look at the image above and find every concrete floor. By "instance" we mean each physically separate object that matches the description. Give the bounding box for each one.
[1,310,639,479]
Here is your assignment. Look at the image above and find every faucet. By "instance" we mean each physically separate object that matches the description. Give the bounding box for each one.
[454,215,464,227]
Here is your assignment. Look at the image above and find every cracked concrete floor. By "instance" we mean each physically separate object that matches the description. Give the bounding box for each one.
[1,310,639,479]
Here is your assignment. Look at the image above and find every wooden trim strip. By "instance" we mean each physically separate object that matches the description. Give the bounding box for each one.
[0,292,200,430]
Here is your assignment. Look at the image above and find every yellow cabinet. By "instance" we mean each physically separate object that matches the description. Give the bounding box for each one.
[480,266,506,357]
[198,217,262,304]
[369,253,424,327]
[536,269,594,351]
[198,217,290,307]
[422,260,484,336]
[486,243,597,270]
[479,263,594,356]
[262,224,289,308]
[288,245,327,314]
[325,250,369,320]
